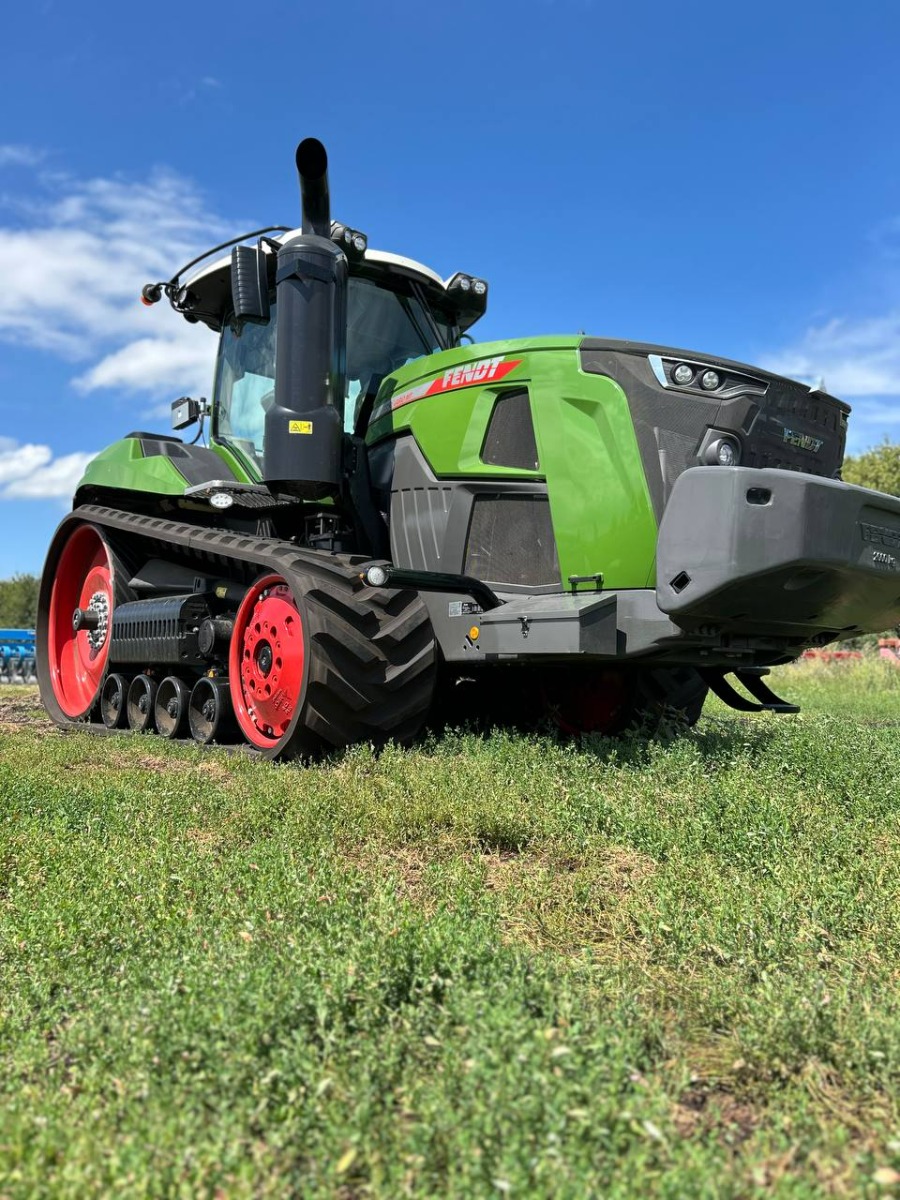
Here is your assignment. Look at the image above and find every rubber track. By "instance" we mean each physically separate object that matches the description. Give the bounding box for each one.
[60,505,436,758]
[631,666,708,729]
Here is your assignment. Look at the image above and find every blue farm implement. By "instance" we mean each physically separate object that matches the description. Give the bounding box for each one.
[0,630,37,684]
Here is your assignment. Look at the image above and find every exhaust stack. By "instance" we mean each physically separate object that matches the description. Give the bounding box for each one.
[263,138,347,498]
[297,137,331,238]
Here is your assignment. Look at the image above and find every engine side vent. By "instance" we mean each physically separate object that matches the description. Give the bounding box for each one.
[464,495,559,587]
[481,390,539,471]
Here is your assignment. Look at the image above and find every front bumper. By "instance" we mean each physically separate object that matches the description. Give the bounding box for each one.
[656,466,900,637]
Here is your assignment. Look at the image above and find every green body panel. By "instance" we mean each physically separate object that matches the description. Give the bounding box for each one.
[209,441,256,484]
[77,439,191,496]
[75,437,254,498]
[368,337,659,589]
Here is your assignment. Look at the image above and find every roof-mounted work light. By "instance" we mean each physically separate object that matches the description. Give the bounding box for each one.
[330,222,367,260]
[447,272,489,314]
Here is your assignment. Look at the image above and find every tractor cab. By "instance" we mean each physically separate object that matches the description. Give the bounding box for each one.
[181,240,477,480]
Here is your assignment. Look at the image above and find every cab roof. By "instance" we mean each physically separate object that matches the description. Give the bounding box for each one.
[183,228,471,332]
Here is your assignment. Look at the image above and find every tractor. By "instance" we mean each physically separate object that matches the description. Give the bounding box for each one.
[36,138,900,756]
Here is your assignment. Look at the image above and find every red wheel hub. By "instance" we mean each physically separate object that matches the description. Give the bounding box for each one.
[47,524,115,718]
[229,575,305,749]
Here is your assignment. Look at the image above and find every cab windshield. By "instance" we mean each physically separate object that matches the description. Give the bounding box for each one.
[214,276,450,469]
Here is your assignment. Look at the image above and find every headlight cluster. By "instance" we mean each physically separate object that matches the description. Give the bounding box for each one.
[672,362,720,391]
[648,352,767,400]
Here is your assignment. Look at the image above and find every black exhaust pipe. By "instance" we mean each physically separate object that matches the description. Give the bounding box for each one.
[296,137,330,237]
[263,138,348,499]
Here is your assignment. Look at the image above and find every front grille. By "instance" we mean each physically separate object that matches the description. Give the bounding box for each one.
[464,495,559,587]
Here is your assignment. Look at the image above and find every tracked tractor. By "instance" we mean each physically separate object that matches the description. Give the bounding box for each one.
[36,138,900,756]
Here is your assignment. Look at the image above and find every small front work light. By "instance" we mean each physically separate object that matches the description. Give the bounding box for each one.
[702,436,740,466]
[472,279,487,296]
[673,363,694,385]
[362,564,389,588]
[700,369,721,391]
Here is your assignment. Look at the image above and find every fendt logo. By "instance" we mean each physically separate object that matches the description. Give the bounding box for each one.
[782,427,824,453]
[372,355,523,421]
[441,356,512,389]
[860,521,900,552]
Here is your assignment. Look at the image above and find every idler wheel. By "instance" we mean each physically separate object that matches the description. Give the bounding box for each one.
[154,676,190,739]
[126,674,158,733]
[100,672,129,729]
[44,524,117,719]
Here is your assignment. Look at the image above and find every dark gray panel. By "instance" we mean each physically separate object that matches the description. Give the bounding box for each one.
[388,437,558,591]
[657,466,900,636]
[136,439,238,487]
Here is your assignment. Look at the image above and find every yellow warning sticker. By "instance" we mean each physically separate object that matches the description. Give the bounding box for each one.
[289,420,313,434]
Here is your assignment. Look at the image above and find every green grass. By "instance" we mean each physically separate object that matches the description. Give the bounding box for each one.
[2,661,900,1198]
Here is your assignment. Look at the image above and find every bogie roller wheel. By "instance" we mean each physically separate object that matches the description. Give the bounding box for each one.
[37,521,132,723]
[155,677,190,739]
[188,677,236,745]
[100,673,129,729]
[126,674,158,733]
[229,569,435,760]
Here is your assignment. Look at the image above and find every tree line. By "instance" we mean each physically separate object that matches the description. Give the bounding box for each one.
[0,574,39,628]
[0,442,897,629]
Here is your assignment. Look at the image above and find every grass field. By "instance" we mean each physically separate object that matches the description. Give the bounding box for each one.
[2,660,900,1197]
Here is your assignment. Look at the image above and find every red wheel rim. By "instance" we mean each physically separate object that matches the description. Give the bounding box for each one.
[47,525,115,718]
[229,575,305,749]
[544,669,630,736]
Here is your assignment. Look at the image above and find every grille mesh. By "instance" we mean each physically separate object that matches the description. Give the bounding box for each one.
[481,390,539,470]
[464,496,559,586]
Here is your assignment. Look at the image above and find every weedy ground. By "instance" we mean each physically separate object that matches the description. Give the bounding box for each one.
[1,659,900,1198]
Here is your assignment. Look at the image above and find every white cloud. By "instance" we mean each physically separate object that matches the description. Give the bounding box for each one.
[0,145,45,168]
[0,161,227,400]
[762,313,900,398]
[0,441,96,501]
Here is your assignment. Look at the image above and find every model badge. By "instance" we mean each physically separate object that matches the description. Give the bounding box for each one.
[872,551,897,570]
[783,428,823,453]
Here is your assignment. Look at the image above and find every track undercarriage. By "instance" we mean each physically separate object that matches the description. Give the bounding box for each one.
[38,507,717,758]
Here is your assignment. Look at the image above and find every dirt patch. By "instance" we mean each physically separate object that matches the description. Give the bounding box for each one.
[483,844,656,896]
[185,827,226,853]
[0,687,50,732]
[672,1085,759,1144]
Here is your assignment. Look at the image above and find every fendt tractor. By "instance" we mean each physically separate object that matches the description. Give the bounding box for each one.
[36,138,900,757]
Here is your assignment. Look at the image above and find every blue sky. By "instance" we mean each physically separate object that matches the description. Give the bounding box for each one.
[1,0,899,574]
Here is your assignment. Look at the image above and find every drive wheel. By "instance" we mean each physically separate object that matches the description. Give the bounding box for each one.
[38,522,128,722]
[542,667,633,736]
[230,575,305,751]
[229,567,436,760]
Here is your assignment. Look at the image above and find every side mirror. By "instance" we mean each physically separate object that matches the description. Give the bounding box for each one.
[231,245,270,324]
